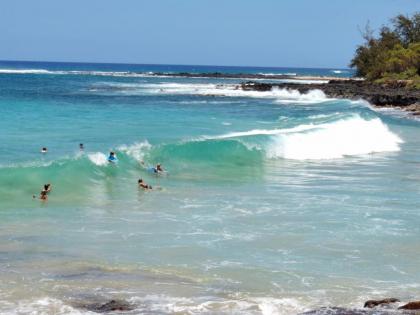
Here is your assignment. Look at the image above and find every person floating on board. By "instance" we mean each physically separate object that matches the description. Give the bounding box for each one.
[138,178,152,190]
[153,163,164,174]
[41,147,48,153]
[108,151,118,163]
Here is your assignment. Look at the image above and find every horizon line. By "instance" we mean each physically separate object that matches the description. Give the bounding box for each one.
[0,59,352,71]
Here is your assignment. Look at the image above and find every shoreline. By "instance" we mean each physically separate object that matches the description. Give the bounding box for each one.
[239,80,420,115]
[148,71,419,115]
[149,71,353,81]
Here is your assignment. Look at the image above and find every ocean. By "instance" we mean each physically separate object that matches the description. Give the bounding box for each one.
[0,60,419,314]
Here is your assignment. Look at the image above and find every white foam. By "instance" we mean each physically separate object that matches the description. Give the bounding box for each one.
[205,115,403,160]
[118,141,152,162]
[331,70,350,74]
[258,72,297,76]
[0,68,153,77]
[0,69,52,74]
[205,124,318,140]
[87,152,108,166]
[0,297,92,315]
[129,295,309,315]
[267,116,403,160]
[116,82,330,103]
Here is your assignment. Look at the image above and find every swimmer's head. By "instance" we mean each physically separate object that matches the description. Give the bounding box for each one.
[138,179,143,183]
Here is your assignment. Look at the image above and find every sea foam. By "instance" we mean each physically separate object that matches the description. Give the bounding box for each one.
[0,69,53,74]
[205,115,403,160]
[267,116,403,160]
[87,152,108,166]
[102,82,330,103]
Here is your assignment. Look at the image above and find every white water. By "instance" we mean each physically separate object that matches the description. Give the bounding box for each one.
[87,152,108,166]
[98,82,330,103]
[267,116,403,160]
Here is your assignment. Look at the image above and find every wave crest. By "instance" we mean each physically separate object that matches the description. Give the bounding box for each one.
[267,116,403,160]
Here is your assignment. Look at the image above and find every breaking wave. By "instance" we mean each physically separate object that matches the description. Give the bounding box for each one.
[0,68,153,77]
[0,68,53,74]
[0,115,403,203]
[267,116,403,159]
[91,82,330,103]
[201,115,402,160]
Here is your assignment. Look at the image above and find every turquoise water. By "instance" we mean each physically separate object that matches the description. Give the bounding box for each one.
[0,61,419,314]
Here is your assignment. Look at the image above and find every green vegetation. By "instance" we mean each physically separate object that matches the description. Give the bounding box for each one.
[350,12,420,88]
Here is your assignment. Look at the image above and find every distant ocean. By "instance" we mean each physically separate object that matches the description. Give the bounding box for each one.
[0,60,419,314]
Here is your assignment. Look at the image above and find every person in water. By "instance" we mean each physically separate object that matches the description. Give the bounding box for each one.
[34,183,52,200]
[108,151,117,163]
[39,190,48,200]
[153,163,164,173]
[41,147,48,153]
[79,143,84,151]
[138,179,152,190]
[43,183,52,193]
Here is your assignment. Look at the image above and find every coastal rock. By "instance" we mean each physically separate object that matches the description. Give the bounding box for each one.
[364,298,400,308]
[299,307,399,315]
[239,80,420,114]
[399,301,420,310]
[78,299,134,313]
[146,71,420,114]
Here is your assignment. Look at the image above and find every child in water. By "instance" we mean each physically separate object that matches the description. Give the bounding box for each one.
[138,179,152,190]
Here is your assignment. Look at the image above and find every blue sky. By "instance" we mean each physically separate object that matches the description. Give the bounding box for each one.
[1,0,418,68]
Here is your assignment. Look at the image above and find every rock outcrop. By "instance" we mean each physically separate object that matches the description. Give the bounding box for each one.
[399,301,420,310]
[240,80,420,114]
[364,298,400,308]
[77,299,134,313]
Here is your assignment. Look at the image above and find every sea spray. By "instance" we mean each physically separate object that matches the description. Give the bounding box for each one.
[267,116,403,159]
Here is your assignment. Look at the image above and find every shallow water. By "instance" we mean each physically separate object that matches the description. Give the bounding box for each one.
[0,61,419,314]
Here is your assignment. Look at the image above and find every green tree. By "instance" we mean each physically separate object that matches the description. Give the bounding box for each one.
[392,13,420,46]
[350,12,420,87]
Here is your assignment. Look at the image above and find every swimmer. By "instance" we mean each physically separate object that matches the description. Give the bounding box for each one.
[153,163,164,174]
[43,183,52,193]
[138,178,152,190]
[79,143,84,151]
[108,151,117,163]
[39,190,48,201]
[41,147,48,153]
[33,183,52,201]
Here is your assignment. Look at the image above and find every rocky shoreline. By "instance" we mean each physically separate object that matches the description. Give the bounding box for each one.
[150,71,347,81]
[71,297,420,314]
[149,71,419,115]
[239,80,420,115]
